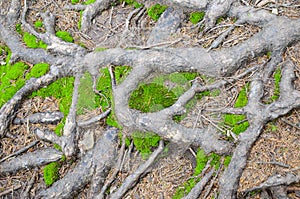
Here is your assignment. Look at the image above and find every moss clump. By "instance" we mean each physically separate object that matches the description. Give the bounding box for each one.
[224,85,249,135]
[189,12,205,24]
[122,0,143,8]
[78,10,83,30]
[172,149,208,199]
[34,20,43,28]
[15,24,23,34]
[43,162,60,186]
[224,155,232,167]
[77,72,97,115]
[132,131,160,159]
[271,68,281,101]
[55,31,74,43]
[71,0,79,4]
[96,66,131,127]
[129,83,177,112]
[23,32,47,49]
[25,63,49,80]
[147,4,168,21]
[84,0,96,4]
[94,47,108,52]
[31,77,75,136]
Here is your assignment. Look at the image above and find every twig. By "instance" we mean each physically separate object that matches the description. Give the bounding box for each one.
[21,170,37,199]
[203,159,224,198]
[128,38,183,50]
[281,118,300,131]
[77,108,111,127]
[0,185,22,198]
[182,168,215,199]
[0,140,39,163]
[109,140,164,199]
[257,161,290,168]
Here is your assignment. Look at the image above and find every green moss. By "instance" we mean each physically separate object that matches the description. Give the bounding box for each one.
[71,0,79,4]
[15,24,23,34]
[129,83,177,112]
[78,10,83,30]
[224,85,249,135]
[271,68,281,101]
[34,20,43,28]
[26,63,49,80]
[23,32,47,49]
[147,4,168,21]
[122,0,143,8]
[173,149,209,198]
[0,61,30,107]
[234,85,248,108]
[55,31,74,43]
[209,153,221,169]
[94,47,108,52]
[84,0,96,4]
[31,77,75,136]
[132,131,160,159]
[43,162,60,186]
[216,16,226,24]
[224,156,232,167]
[189,12,205,24]
[96,66,131,127]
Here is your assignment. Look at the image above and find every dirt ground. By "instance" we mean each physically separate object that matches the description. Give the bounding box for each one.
[0,0,300,198]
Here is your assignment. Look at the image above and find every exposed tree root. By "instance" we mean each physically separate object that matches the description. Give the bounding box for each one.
[0,0,300,198]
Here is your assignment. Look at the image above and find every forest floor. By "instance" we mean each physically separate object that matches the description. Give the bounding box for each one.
[0,0,300,198]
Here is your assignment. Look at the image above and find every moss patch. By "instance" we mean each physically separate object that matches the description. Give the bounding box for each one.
[84,0,96,5]
[131,131,160,159]
[173,150,232,198]
[43,162,60,186]
[129,83,177,112]
[271,68,281,101]
[96,66,131,127]
[71,0,79,4]
[147,4,168,21]
[31,77,75,136]
[0,46,50,108]
[189,12,205,24]
[23,32,47,49]
[34,20,43,28]
[55,31,74,43]
[224,85,249,135]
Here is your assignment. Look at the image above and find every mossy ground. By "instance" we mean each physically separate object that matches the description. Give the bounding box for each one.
[131,131,160,159]
[172,149,232,198]
[224,84,249,135]
[55,31,74,43]
[189,12,205,24]
[43,162,60,186]
[147,4,168,21]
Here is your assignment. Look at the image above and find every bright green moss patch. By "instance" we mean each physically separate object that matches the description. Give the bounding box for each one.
[84,0,96,4]
[71,0,79,4]
[23,32,47,49]
[78,10,83,30]
[43,162,60,186]
[15,24,23,34]
[0,60,30,107]
[224,85,249,135]
[189,12,205,24]
[271,68,281,101]
[96,66,131,127]
[31,77,74,136]
[26,63,49,80]
[94,47,108,52]
[224,155,232,167]
[56,31,74,43]
[122,0,144,8]
[34,20,43,28]
[173,149,208,198]
[132,131,160,159]
[129,83,177,112]
[147,4,168,21]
